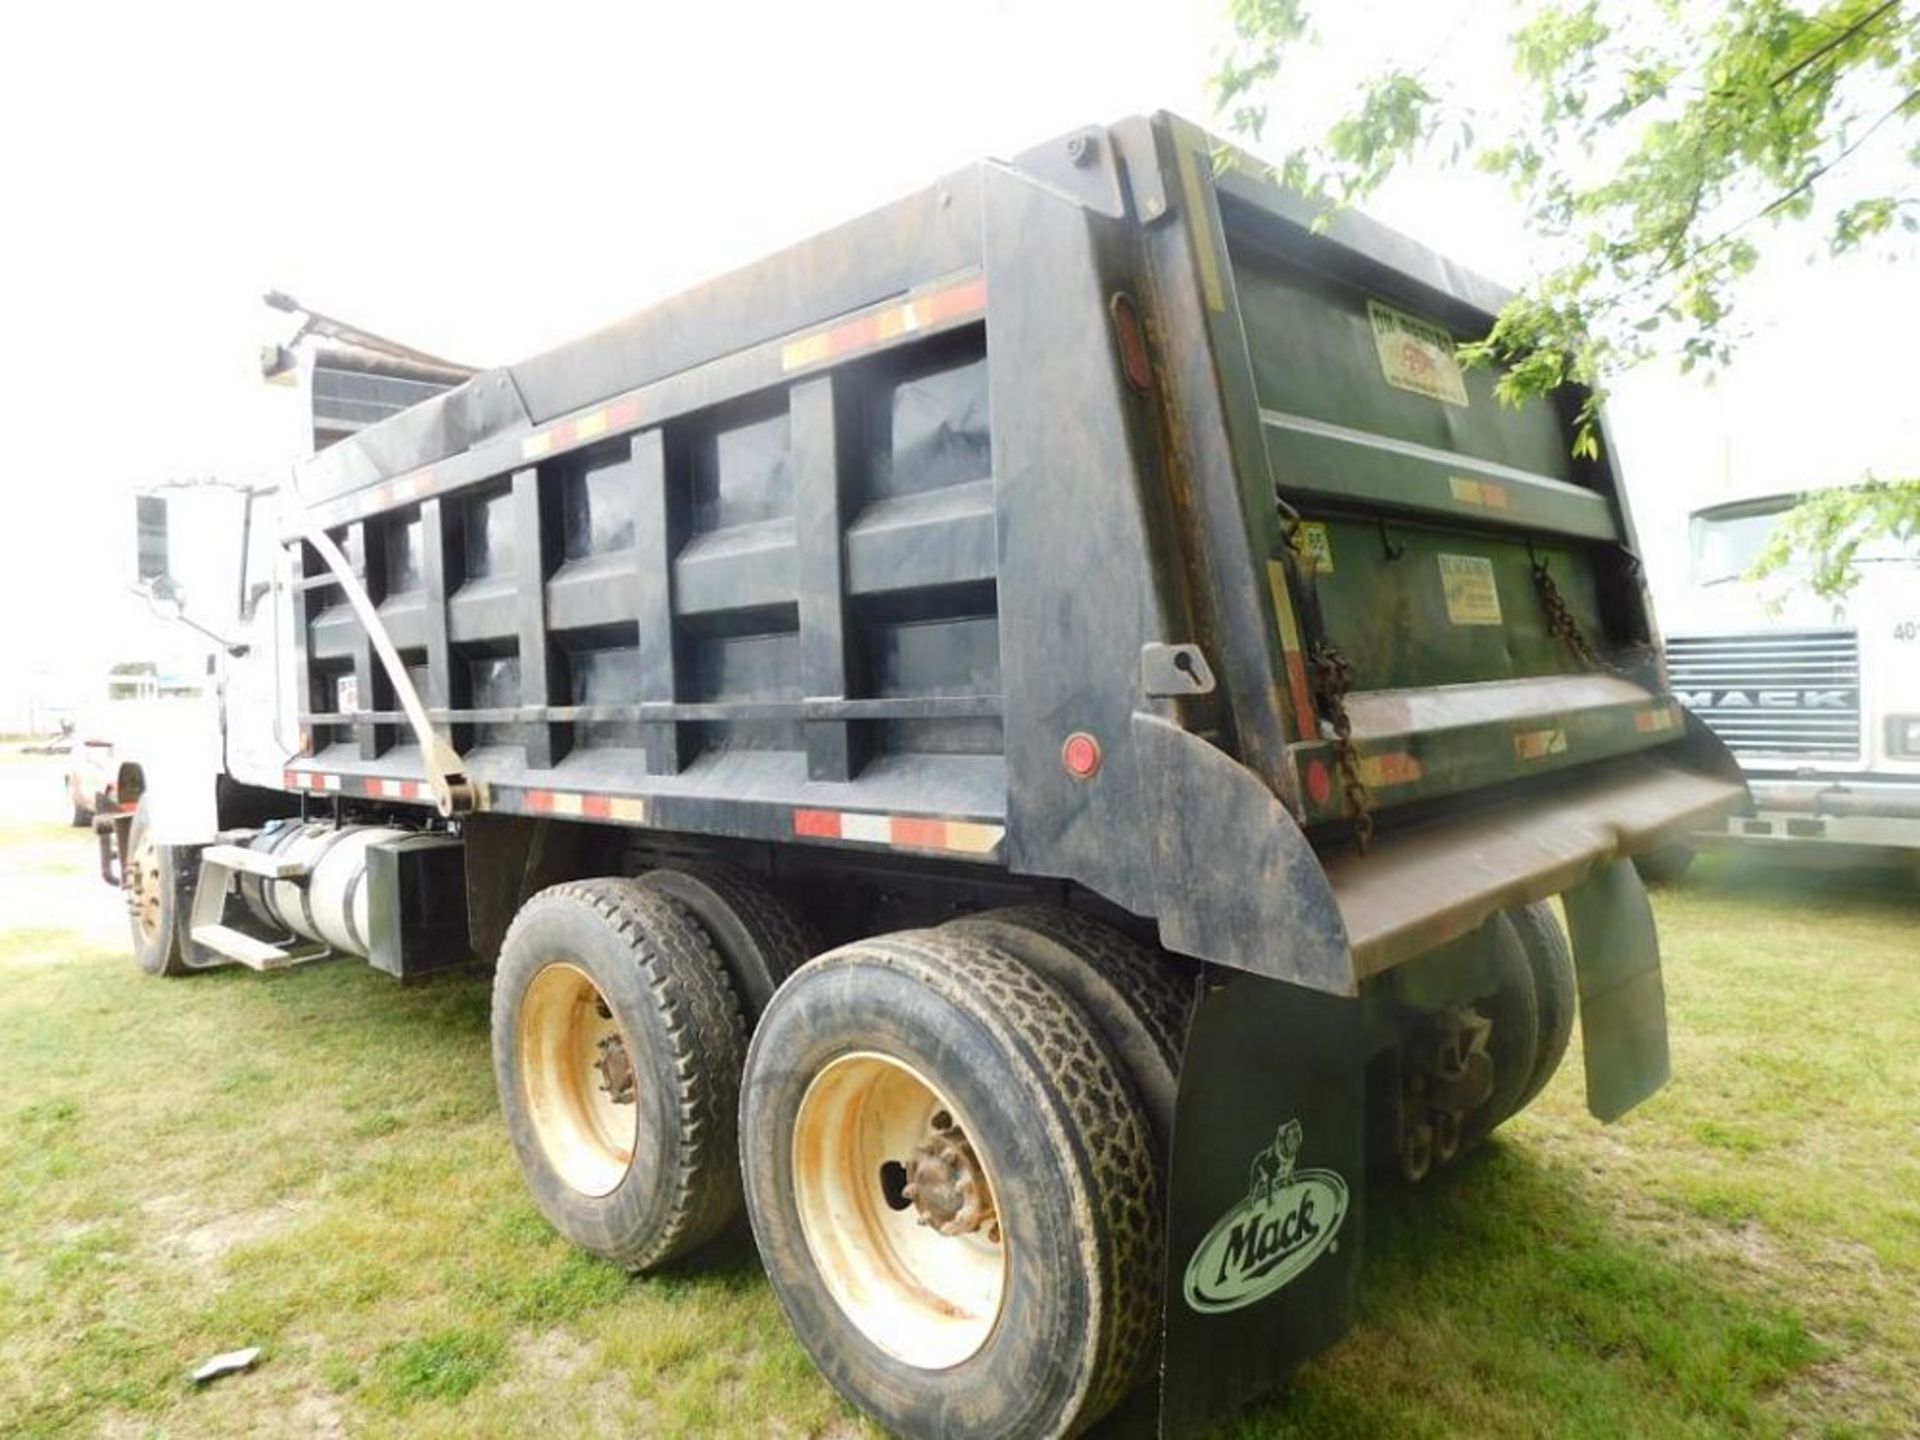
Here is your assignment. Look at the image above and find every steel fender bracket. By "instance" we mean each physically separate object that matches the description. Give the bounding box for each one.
[1562,857,1671,1122]
[1160,970,1366,1437]
[1131,713,1354,995]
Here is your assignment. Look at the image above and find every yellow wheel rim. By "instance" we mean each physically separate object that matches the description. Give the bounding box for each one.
[519,962,638,1197]
[792,1051,1007,1370]
[127,831,162,946]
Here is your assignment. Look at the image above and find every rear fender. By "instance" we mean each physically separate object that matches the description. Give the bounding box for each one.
[1132,713,1355,995]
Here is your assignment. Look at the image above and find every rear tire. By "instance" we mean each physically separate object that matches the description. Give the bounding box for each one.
[632,864,815,1018]
[1464,912,1541,1144]
[943,905,1192,1159]
[1506,901,1577,1114]
[124,799,190,977]
[1634,844,1695,885]
[741,929,1161,1439]
[493,878,747,1271]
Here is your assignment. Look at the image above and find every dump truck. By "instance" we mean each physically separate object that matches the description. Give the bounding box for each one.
[104,112,1748,1437]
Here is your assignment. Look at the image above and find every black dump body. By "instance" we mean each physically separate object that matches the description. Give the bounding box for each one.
[282,111,1742,997]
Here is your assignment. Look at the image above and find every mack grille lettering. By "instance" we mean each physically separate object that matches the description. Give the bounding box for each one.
[1667,630,1861,760]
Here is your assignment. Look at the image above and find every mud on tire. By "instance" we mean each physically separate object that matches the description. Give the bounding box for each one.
[740,928,1162,1439]
[492,877,747,1271]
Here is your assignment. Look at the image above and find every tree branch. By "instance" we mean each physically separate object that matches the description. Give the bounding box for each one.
[1768,0,1904,91]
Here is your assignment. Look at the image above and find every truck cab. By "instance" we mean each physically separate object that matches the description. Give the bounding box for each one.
[1667,488,1920,871]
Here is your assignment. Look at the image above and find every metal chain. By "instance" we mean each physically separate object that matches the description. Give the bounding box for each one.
[1308,642,1374,854]
[1530,553,1609,673]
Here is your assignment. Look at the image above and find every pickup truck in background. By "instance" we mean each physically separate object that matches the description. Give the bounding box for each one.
[62,666,205,826]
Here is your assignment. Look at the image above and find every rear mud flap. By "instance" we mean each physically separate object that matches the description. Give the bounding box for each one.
[1158,969,1365,1436]
[1562,857,1670,1122]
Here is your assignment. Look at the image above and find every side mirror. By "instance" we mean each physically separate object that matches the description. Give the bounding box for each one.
[135,495,172,586]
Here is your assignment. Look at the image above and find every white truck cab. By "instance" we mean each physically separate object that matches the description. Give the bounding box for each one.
[1663,489,1920,871]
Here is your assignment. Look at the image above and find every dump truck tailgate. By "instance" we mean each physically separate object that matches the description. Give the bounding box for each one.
[1209,162,1684,829]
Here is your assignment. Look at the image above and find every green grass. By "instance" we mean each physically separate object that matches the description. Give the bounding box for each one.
[0,830,1913,1437]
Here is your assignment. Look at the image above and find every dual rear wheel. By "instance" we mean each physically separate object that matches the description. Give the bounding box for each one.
[1387,901,1578,1182]
[492,889,1176,1438]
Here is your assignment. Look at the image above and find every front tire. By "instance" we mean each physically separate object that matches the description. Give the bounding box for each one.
[124,799,189,977]
[741,929,1161,1439]
[493,878,747,1270]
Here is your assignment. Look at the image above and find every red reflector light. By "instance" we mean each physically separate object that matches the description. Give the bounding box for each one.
[1305,759,1333,807]
[1062,732,1102,779]
[1110,292,1154,394]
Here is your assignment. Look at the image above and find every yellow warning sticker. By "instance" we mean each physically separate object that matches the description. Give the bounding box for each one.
[1357,751,1423,787]
[1634,704,1678,734]
[1368,299,1469,407]
[1439,553,1502,626]
[1448,475,1511,509]
[1514,727,1569,761]
[1292,522,1334,575]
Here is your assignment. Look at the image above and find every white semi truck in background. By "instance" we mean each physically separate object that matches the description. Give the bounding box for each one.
[1658,484,1920,877]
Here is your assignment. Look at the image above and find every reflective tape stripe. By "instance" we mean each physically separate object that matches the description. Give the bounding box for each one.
[284,771,431,802]
[522,789,647,823]
[285,770,344,794]
[841,812,892,845]
[1635,704,1678,734]
[790,808,1005,857]
[1266,560,1318,738]
[781,275,987,373]
[520,395,645,462]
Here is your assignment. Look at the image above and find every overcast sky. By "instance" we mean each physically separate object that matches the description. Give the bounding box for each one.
[2,0,1914,711]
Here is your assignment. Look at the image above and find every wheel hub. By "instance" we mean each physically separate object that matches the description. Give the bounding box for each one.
[902,1115,998,1241]
[125,833,162,944]
[1399,1003,1494,1181]
[594,1033,637,1105]
[519,962,638,1197]
[791,1051,1010,1370]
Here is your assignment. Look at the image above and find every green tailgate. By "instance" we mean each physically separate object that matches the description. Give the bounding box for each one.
[1216,195,1677,825]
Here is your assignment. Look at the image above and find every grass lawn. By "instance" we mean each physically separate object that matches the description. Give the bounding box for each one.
[0,817,1914,1438]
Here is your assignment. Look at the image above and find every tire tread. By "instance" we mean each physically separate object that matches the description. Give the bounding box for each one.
[498,876,747,1269]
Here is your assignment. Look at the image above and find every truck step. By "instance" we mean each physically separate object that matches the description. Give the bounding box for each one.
[189,924,328,972]
[200,843,308,881]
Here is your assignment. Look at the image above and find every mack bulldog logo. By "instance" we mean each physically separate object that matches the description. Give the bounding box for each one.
[1183,1119,1349,1314]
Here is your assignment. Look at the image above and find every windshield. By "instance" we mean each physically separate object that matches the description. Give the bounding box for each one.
[1691,499,1918,584]
[1691,504,1789,585]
